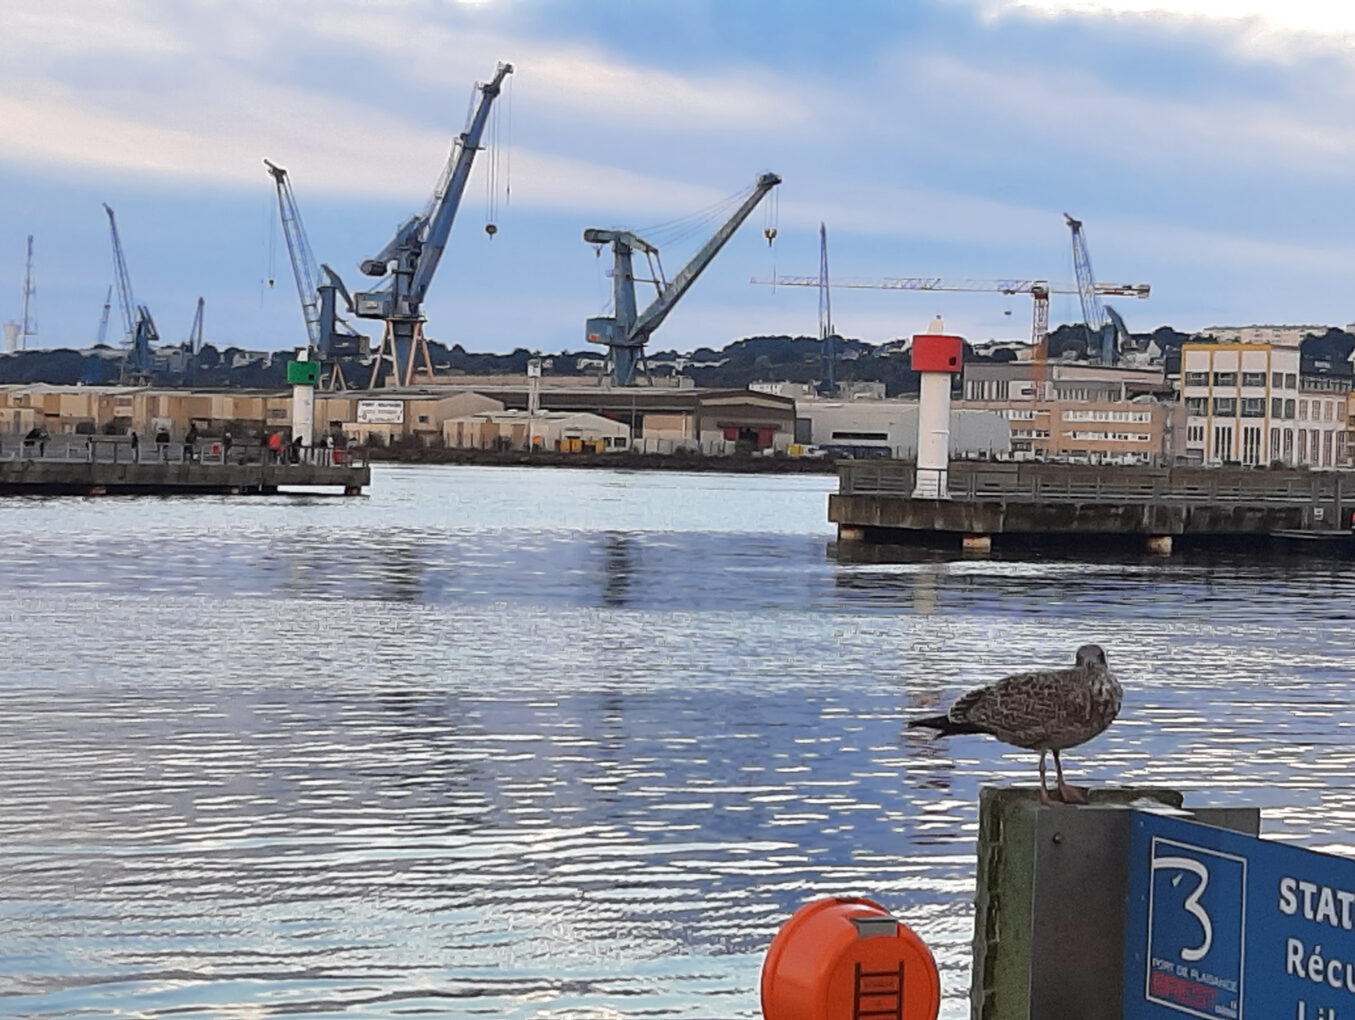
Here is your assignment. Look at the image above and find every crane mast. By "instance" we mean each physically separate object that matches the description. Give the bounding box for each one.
[585,171,782,386]
[187,297,204,354]
[355,61,513,388]
[95,285,113,346]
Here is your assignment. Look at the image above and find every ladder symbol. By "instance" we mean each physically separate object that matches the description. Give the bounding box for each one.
[854,961,905,1019]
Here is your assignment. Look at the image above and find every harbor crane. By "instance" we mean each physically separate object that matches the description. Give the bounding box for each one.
[586,171,782,386]
[264,159,366,387]
[353,61,513,389]
[103,203,158,381]
[753,274,1149,378]
[1064,213,1138,365]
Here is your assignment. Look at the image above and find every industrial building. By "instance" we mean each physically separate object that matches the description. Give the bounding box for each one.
[793,398,1010,459]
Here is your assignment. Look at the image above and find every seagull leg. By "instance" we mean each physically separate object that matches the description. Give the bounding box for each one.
[1053,750,1089,805]
[1037,751,1052,805]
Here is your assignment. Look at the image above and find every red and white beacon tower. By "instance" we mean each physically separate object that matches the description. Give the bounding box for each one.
[910,318,964,499]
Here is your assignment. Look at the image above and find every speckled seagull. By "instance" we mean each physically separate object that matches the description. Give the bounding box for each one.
[907,644,1122,804]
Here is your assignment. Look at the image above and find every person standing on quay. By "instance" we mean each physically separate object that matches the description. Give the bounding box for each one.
[184,423,199,463]
[129,431,139,462]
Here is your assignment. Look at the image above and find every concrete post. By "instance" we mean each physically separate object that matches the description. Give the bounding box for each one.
[970,786,1259,1020]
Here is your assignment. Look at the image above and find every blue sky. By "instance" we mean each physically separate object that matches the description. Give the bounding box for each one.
[3,0,1355,356]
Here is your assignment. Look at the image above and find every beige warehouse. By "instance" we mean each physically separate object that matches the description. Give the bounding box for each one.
[442,409,630,451]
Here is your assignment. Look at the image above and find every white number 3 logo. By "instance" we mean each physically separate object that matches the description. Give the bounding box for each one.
[1153,855,1213,962]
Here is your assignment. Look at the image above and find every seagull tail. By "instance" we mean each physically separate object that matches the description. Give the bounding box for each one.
[907,714,987,737]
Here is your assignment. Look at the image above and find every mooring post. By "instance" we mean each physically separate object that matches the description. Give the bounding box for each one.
[969,786,1259,1020]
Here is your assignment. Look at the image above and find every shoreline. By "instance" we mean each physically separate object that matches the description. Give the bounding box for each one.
[362,445,840,474]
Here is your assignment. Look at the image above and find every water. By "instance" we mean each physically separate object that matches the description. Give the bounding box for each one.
[2,464,1355,1018]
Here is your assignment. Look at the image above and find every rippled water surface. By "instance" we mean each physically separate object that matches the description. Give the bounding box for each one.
[3,464,1355,1019]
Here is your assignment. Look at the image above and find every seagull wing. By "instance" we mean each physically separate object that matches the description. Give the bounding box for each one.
[950,666,1090,747]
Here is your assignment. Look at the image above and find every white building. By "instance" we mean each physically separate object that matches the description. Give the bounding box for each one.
[794,398,1010,459]
[1179,343,1348,467]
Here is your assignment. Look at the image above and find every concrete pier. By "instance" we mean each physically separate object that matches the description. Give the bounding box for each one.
[0,439,368,496]
[831,460,1354,552]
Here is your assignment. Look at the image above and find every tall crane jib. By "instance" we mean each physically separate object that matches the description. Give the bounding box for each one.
[585,171,782,387]
[264,159,366,374]
[1063,213,1147,365]
[353,61,514,389]
[103,203,158,380]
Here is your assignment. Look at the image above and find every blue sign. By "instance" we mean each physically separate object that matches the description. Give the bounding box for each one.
[1125,811,1355,1020]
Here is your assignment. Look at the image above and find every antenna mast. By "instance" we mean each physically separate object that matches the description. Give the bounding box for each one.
[19,235,34,347]
[818,222,834,395]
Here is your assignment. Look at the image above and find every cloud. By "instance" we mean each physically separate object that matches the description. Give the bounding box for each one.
[958,0,1355,62]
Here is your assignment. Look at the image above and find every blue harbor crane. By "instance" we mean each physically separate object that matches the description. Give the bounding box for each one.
[103,203,158,382]
[1064,213,1141,365]
[584,171,782,386]
[264,159,366,388]
[353,61,514,389]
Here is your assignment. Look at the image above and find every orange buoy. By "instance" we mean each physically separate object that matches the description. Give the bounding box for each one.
[761,896,940,1020]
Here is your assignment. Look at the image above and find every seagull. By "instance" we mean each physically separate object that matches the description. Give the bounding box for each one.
[907,644,1122,804]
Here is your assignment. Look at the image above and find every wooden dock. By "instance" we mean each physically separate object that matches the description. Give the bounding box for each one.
[830,460,1354,553]
[0,437,369,496]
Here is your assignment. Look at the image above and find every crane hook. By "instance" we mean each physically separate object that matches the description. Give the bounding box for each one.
[763,227,777,246]
[485,223,498,237]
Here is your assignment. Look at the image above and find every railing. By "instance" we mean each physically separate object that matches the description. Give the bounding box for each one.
[839,459,1345,505]
[0,435,368,470]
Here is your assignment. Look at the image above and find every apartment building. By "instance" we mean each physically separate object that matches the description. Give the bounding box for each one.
[1199,325,1327,347]
[1179,343,1349,467]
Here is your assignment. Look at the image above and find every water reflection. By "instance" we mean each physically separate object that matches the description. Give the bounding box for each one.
[2,466,1354,1019]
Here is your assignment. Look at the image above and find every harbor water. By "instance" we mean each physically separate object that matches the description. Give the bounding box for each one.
[3,464,1355,1018]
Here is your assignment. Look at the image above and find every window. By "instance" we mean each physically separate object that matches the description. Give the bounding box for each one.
[1299,400,1308,420]
[831,431,889,440]
[1212,372,1237,386]
[1242,426,1262,465]
[1272,397,1285,418]
[1284,428,1294,461]
[1286,373,1298,388]
[417,415,430,424]
[1184,371,1209,387]
[1270,427,1281,460]
[1241,372,1266,387]
[1272,371,1284,388]
[1324,431,1335,466]
[1241,397,1265,417]
[1213,424,1234,461]
[1187,425,1205,443]
[1285,399,1296,419]
[1212,397,1237,416]
[1185,397,1207,416]
[1299,430,1308,462]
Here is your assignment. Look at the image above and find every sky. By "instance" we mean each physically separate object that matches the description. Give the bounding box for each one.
[3,0,1355,357]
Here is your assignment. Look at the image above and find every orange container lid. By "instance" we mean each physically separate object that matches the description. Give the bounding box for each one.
[761,896,940,1020]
